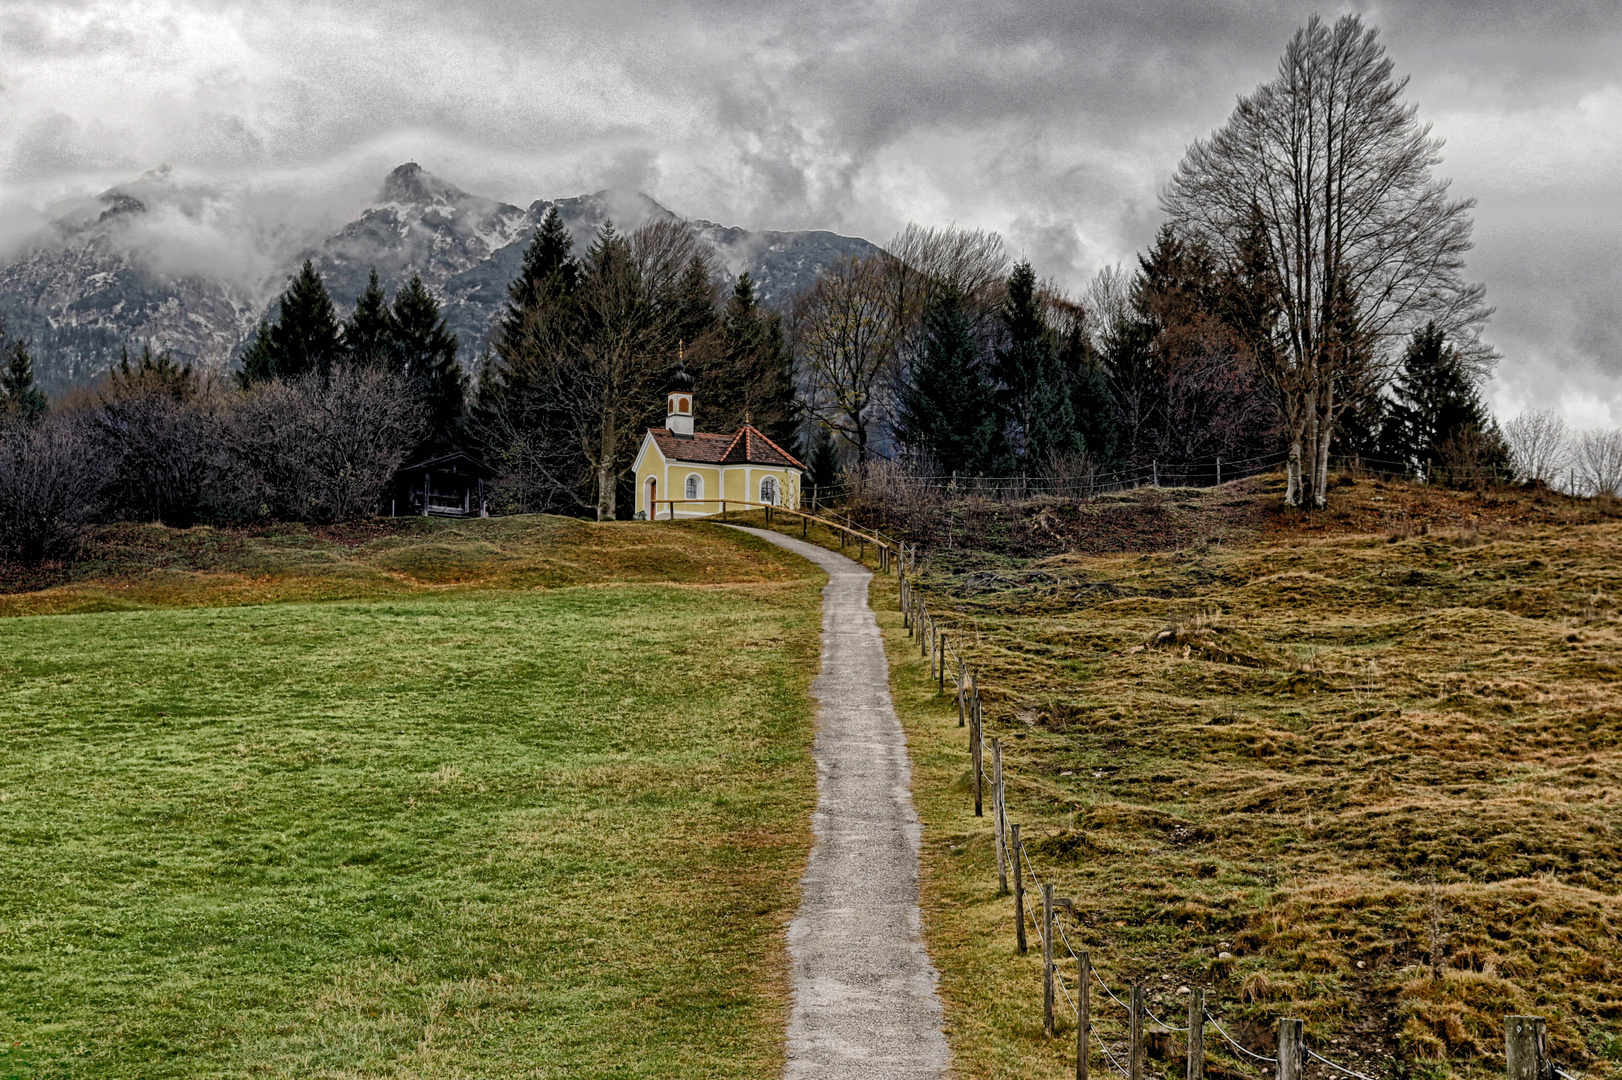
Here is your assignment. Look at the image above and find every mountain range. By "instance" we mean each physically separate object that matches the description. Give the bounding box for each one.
[0,163,880,395]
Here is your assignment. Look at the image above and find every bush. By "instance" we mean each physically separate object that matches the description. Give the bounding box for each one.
[0,415,107,562]
[90,356,225,526]
[219,366,425,522]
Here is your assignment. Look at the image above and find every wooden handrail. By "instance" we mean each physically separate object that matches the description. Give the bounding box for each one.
[651,498,897,557]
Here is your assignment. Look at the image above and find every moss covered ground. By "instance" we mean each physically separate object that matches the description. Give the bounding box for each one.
[0,516,823,1078]
[855,477,1622,1080]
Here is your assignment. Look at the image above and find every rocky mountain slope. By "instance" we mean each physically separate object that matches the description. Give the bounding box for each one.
[1,164,880,395]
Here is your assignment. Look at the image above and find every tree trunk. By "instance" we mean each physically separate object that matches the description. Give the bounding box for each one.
[1313,380,1334,508]
[596,411,617,521]
[1286,437,1302,506]
[1302,405,1320,509]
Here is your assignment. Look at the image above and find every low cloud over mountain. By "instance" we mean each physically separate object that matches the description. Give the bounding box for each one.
[0,163,878,393]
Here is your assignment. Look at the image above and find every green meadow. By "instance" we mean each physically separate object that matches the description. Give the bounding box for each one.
[0,519,823,1078]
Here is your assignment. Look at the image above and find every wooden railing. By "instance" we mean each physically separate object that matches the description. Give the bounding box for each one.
[650,498,905,573]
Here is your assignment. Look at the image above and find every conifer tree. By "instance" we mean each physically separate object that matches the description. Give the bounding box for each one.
[391,275,465,455]
[496,206,578,359]
[238,322,275,386]
[1025,346,1082,466]
[807,426,840,493]
[344,270,394,370]
[110,344,194,399]
[1,337,49,425]
[993,262,1049,453]
[1057,318,1117,464]
[702,273,798,453]
[898,288,999,475]
[1383,322,1500,480]
[240,260,343,382]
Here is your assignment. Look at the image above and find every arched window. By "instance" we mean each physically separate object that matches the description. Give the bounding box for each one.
[685,474,702,500]
[760,475,779,505]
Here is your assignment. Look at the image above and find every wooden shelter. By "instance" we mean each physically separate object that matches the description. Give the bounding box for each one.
[392,452,496,517]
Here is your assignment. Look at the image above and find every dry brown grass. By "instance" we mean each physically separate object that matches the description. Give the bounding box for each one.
[874,476,1622,1080]
[0,514,810,617]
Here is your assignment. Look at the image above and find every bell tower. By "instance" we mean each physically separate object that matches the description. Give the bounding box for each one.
[665,365,695,436]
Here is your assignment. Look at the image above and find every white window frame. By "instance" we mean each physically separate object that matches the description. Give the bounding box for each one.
[760,475,779,505]
[685,473,702,500]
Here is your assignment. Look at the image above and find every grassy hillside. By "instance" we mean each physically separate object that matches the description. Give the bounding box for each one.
[0,516,822,1078]
[868,478,1622,1080]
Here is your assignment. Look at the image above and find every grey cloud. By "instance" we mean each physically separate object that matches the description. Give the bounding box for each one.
[0,0,1619,423]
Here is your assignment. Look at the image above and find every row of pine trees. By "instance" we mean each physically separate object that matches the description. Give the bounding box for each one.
[882,227,1502,488]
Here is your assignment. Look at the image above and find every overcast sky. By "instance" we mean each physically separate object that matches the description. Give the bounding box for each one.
[1,0,1618,425]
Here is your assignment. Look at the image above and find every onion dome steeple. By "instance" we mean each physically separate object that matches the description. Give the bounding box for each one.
[665,357,695,436]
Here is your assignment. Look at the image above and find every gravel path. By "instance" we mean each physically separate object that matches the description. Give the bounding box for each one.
[732,527,951,1080]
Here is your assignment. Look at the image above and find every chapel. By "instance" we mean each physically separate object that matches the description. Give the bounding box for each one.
[632,368,805,519]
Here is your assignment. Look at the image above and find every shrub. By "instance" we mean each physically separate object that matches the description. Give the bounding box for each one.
[0,415,107,562]
[218,366,424,522]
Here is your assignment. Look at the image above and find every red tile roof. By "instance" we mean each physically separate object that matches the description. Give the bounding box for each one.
[650,424,805,470]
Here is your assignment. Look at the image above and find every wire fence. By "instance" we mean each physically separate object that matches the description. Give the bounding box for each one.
[798,444,1571,512]
[895,554,1585,1080]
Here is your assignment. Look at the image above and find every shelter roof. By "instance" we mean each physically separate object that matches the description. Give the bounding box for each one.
[397,452,497,477]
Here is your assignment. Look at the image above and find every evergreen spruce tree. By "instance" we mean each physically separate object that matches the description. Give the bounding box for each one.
[0,337,48,425]
[1057,319,1117,464]
[269,260,343,378]
[391,275,465,455]
[495,206,579,359]
[344,269,395,369]
[898,288,999,475]
[1025,346,1082,466]
[240,260,343,382]
[110,344,194,399]
[704,273,799,453]
[807,426,840,494]
[993,262,1050,457]
[1384,322,1499,481]
[238,321,275,385]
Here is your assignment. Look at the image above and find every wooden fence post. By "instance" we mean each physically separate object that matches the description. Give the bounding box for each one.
[1043,883,1056,1037]
[972,708,983,817]
[1012,823,1026,954]
[1187,987,1205,1080]
[1078,949,1091,1080]
[957,663,967,727]
[1506,1016,1550,1080]
[1277,1018,1303,1080]
[1129,983,1144,1080]
[992,737,1007,894]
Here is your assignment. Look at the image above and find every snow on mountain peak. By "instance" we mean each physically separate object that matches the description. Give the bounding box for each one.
[378,163,470,208]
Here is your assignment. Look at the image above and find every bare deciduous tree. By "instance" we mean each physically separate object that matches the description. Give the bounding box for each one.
[1574,429,1622,497]
[1162,13,1493,508]
[886,223,1009,324]
[1502,409,1571,486]
[91,355,226,526]
[0,414,106,562]
[794,254,903,464]
[222,366,424,522]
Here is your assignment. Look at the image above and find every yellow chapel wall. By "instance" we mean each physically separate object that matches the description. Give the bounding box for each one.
[668,465,723,517]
